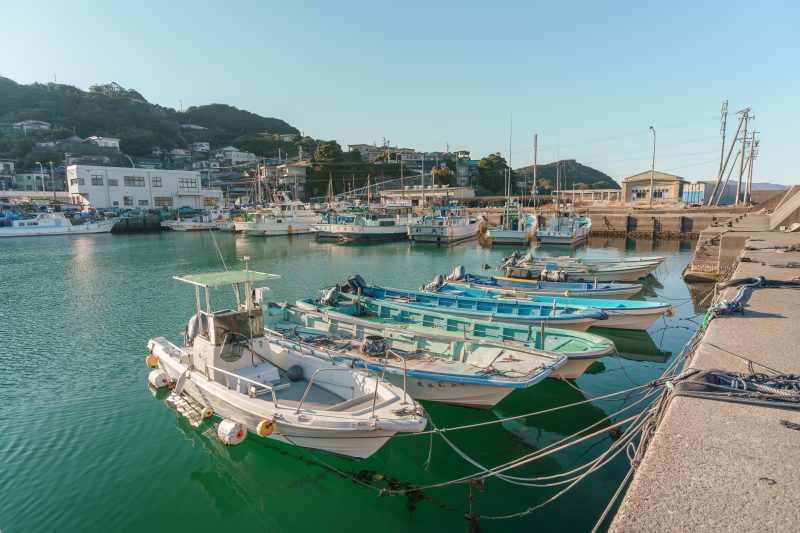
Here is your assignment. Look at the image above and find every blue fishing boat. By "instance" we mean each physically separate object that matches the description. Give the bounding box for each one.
[427,283,672,330]
[333,276,608,331]
[430,269,642,299]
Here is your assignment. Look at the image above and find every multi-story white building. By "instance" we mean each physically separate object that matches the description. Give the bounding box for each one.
[66,165,222,209]
[170,148,192,159]
[213,146,258,166]
[13,172,49,191]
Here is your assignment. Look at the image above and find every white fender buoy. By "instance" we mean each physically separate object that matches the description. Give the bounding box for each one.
[148,369,170,388]
[218,419,246,445]
[201,407,214,419]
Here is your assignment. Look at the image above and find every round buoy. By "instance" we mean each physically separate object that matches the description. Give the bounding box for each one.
[564,290,572,298]
[146,354,159,368]
[148,369,170,388]
[666,308,676,317]
[217,419,246,446]
[201,407,214,419]
[256,419,275,437]
[287,365,304,382]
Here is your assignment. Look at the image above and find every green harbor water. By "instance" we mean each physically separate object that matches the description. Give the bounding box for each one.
[0,233,705,532]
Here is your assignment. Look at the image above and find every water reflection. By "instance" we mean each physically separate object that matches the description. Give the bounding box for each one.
[593,328,672,363]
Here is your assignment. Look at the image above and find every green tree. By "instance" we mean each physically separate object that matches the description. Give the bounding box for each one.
[313,140,344,163]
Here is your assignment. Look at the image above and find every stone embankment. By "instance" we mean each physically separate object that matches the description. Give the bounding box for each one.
[610,188,800,532]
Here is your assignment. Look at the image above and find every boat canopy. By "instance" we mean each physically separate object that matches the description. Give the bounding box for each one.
[175,270,280,288]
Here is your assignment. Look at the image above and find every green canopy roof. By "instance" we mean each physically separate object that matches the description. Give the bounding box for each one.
[174,270,280,288]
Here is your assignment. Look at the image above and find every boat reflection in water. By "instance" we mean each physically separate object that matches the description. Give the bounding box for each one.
[591,328,672,363]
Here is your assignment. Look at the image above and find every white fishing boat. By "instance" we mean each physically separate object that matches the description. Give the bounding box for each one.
[145,262,427,459]
[166,208,233,232]
[0,212,115,237]
[408,205,481,244]
[234,193,319,236]
[324,205,417,242]
[487,198,537,245]
[537,208,591,245]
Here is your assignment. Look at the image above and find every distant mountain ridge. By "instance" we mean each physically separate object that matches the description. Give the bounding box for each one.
[514,159,620,192]
[0,76,299,163]
[749,182,789,191]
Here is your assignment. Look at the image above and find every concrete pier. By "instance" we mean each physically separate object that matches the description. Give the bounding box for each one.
[610,212,800,531]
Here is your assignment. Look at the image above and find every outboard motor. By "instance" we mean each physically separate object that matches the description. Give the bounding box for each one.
[423,274,445,292]
[446,265,466,282]
[361,335,388,358]
[347,274,367,293]
[319,285,340,307]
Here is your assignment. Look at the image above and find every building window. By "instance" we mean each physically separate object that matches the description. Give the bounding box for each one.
[123,196,133,206]
[152,176,162,187]
[108,179,119,186]
[124,176,145,187]
[91,174,103,186]
[154,197,173,207]
[178,178,197,188]
[203,197,218,207]
[112,201,119,206]
[69,178,85,186]
[138,199,149,206]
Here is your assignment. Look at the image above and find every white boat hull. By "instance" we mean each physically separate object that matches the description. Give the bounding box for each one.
[597,306,670,330]
[0,220,115,237]
[236,220,316,236]
[553,356,601,379]
[384,374,514,408]
[409,222,480,244]
[149,339,422,459]
[488,228,535,245]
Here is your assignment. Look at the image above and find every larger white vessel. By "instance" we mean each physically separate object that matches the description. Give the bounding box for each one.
[163,208,233,232]
[408,205,481,244]
[0,212,115,237]
[145,263,426,459]
[319,205,417,242]
[234,193,319,237]
[537,208,591,245]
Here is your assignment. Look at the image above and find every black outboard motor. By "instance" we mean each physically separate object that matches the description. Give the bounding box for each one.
[319,285,341,306]
[347,274,367,293]
[361,335,388,358]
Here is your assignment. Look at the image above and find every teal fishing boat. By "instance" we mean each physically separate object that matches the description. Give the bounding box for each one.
[311,283,615,379]
[257,297,566,409]
[334,276,608,331]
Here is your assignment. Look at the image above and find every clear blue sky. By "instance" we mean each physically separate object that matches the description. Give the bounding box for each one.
[2,0,798,184]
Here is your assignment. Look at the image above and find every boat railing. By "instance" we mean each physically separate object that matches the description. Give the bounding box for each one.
[205,363,279,407]
[295,367,364,414]
[384,349,409,405]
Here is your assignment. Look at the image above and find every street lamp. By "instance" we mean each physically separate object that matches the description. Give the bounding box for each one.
[49,161,56,201]
[36,162,45,192]
[648,126,656,209]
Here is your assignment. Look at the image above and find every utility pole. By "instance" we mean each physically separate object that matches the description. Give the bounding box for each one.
[533,134,538,207]
[708,108,746,206]
[735,108,751,206]
[421,156,426,208]
[744,131,759,205]
[400,158,405,200]
[648,127,656,209]
[717,101,728,179]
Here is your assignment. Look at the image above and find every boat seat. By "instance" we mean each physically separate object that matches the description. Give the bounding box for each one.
[326,393,376,412]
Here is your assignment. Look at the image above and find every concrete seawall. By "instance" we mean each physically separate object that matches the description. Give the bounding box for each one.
[610,211,800,531]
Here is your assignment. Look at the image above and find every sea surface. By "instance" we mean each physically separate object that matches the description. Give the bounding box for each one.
[0,232,705,532]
